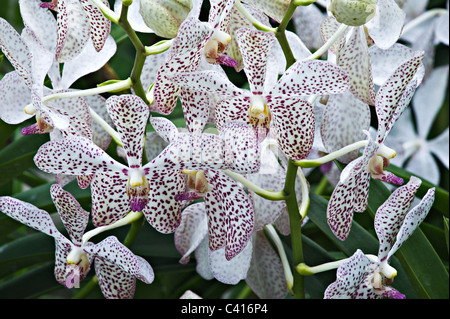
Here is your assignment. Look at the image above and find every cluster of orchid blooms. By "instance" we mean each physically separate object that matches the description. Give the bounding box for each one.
[0,0,448,299]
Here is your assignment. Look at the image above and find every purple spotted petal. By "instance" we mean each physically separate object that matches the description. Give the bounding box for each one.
[55,0,90,62]
[208,0,236,28]
[142,169,186,233]
[324,249,373,299]
[152,17,210,114]
[214,96,250,131]
[241,0,289,22]
[53,238,79,286]
[208,240,252,284]
[235,28,277,94]
[95,258,136,299]
[169,70,245,98]
[365,0,405,50]
[320,16,346,55]
[374,176,421,262]
[206,171,254,260]
[386,186,435,261]
[321,91,371,164]
[378,286,406,299]
[50,184,89,246]
[375,51,424,143]
[270,96,314,161]
[246,231,288,298]
[337,26,375,105]
[79,0,111,52]
[34,137,127,176]
[149,116,179,143]
[0,196,63,239]
[179,89,214,134]
[86,236,154,284]
[90,172,129,226]
[174,203,209,264]
[271,60,350,97]
[0,71,33,124]
[0,18,33,87]
[106,95,149,167]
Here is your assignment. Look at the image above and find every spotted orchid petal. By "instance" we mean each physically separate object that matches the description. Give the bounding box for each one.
[369,44,425,88]
[386,186,435,261]
[213,96,250,131]
[270,96,315,161]
[140,50,169,93]
[142,169,186,233]
[106,95,149,168]
[271,60,350,97]
[85,236,155,284]
[55,0,90,63]
[205,170,254,260]
[169,70,245,99]
[148,121,260,173]
[79,0,111,52]
[95,258,136,299]
[0,72,33,124]
[327,141,378,241]
[150,116,180,144]
[50,184,90,246]
[246,231,288,299]
[336,26,376,105]
[152,17,210,114]
[174,203,209,264]
[293,4,326,51]
[34,136,128,176]
[365,0,405,50]
[324,249,373,299]
[207,239,252,284]
[321,91,371,164]
[89,172,129,226]
[375,50,424,143]
[0,18,33,87]
[208,0,236,28]
[0,196,65,240]
[235,28,277,94]
[374,176,421,262]
[180,88,215,134]
[83,94,114,151]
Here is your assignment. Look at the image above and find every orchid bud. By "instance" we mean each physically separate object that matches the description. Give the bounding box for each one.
[330,0,376,26]
[139,0,193,38]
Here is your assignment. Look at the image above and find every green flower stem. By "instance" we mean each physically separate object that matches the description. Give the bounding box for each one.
[145,39,173,55]
[118,5,149,104]
[277,0,305,299]
[295,140,368,168]
[89,107,122,146]
[234,1,277,33]
[293,0,319,6]
[72,275,99,299]
[296,168,310,220]
[304,23,348,60]
[296,254,378,275]
[223,170,286,200]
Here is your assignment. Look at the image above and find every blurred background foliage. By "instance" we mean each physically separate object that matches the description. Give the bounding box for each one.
[0,0,448,299]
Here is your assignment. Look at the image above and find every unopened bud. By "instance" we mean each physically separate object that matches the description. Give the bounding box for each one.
[330,0,376,26]
[139,0,192,38]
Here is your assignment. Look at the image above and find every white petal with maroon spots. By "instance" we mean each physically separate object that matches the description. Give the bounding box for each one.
[375,51,424,143]
[86,236,154,284]
[149,116,179,143]
[386,183,435,261]
[142,169,186,233]
[106,95,149,167]
[321,91,370,164]
[213,96,250,131]
[235,28,276,94]
[79,0,111,52]
[208,0,237,28]
[246,231,288,299]
[50,184,89,246]
[95,258,136,299]
[34,136,127,176]
[0,71,33,124]
[324,249,373,299]
[55,0,90,62]
[241,0,290,22]
[174,203,209,264]
[270,96,315,160]
[271,59,350,97]
[337,26,375,105]
[320,16,346,55]
[180,88,214,134]
[90,172,129,226]
[0,18,33,87]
